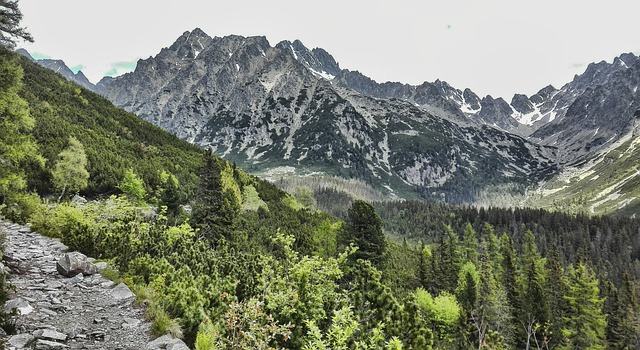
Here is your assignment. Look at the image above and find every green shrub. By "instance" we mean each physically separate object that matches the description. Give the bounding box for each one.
[3,192,42,224]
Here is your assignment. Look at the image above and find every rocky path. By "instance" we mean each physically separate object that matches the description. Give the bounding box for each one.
[0,220,189,350]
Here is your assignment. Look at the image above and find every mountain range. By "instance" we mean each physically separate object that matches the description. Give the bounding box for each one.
[22,29,640,213]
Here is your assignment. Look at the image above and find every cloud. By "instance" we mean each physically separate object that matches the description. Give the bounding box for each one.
[104,60,139,77]
[70,64,85,73]
[569,62,586,69]
[30,52,51,60]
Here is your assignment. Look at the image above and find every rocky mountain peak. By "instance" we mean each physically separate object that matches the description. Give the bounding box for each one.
[511,93,534,114]
[276,39,341,79]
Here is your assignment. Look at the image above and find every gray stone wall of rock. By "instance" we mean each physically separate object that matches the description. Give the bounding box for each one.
[0,220,190,350]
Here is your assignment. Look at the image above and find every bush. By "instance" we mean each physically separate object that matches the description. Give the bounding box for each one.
[2,192,42,224]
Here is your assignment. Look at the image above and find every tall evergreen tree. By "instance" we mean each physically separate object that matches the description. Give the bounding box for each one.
[0,0,33,48]
[518,230,549,348]
[546,244,568,349]
[191,149,240,243]
[561,263,606,350]
[462,223,479,266]
[339,200,386,266]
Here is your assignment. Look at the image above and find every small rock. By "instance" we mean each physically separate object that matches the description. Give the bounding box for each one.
[90,330,106,341]
[122,317,141,329]
[40,308,58,316]
[67,273,84,285]
[33,328,68,342]
[34,339,69,350]
[8,333,35,348]
[110,283,134,300]
[56,252,98,277]
[4,298,34,315]
[71,195,87,205]
[100,280,115,288]
[94,261,108,271]
[145,335,189,350]
[18,227,31,233]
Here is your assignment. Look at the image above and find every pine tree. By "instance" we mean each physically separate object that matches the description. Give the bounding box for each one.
[518,230,549,349]
[561,263,606,350]
[158,170,182,221]
[339,199,386,266]
[0,0,33,48]
[546,245,568,349]
[191,149,240,243]
[461,223,479,265]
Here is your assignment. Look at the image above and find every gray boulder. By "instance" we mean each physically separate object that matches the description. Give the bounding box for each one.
[110,282,134,300]
[8,333,35,347]
[145,334,189,350]
[56,252,98,277]
[4,297,33,315]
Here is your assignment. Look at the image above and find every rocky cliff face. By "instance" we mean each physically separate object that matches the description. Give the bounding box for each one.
[97,29,556,203]
[529,54,640,162]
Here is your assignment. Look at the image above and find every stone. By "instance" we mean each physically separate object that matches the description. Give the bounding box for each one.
[145,335,189,350]
[94,261,108,271]
[110,283,134,300]
[70,195,87,205]
[90,329,106,341]
[4,298,34,315]
[122,317,141,328]
[8,333,35,348]
[56,252,98,277]
[67,273,84,285]
[33,328,68,342]
[34,339,69,350]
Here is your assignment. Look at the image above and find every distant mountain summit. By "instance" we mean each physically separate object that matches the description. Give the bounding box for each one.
[97,28,556,204]
[16,48,97,91]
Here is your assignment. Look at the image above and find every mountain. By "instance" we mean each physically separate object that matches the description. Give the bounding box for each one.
[333,52,640,163]
[17,48,98,92]
[528,54,640,162]
[527,110,640,216]
[97,29,556,204]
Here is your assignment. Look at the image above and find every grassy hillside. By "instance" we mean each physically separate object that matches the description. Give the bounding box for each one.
[527,128,640,216]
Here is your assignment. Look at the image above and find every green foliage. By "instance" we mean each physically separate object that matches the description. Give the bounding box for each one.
[52,136,89,201]
[194,317,216,350]
[240,184,267,212]
[119,168,147,203]
[0,0,33,48]
[339,200,386,266]
[560,263,606,350]
[0,54,43,204]
[191,150,240,243]
[2,191,41,224]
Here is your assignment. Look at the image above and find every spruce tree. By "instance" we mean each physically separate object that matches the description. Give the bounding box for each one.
[340,200,386,266]
[0,0,33,48]
[191,149,240,244]
[561,263,606,350]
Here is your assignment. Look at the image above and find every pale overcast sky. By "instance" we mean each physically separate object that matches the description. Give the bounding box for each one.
[17,0,640,98]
